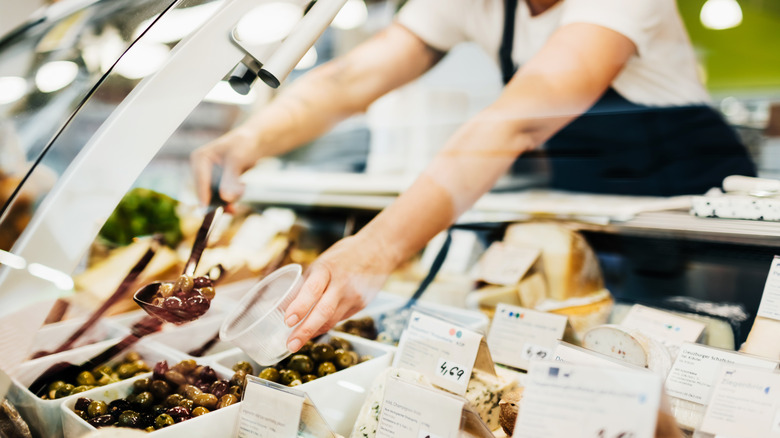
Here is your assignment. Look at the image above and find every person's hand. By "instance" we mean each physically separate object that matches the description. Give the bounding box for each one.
[284,232,401,352]
[190,128,264,206]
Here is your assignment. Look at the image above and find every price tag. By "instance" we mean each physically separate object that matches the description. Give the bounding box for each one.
[666,343,779,405]
[236,376,304,438]
[376,376,464,438]
[514,361,662,438]
[474,242,540,286]
[486,304,567,370]
[395,311,484,395]
[552,341,634,370]
[757,256,780,320]
[620,304,705,347]
[700,367,780,438]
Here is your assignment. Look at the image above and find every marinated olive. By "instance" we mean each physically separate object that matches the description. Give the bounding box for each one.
[145,426,156,432]
[132,391,154,410]
[164,394,184,408]
[230,370,247,387]
[209,380,229,398]
[47,381,66,394]
[178,398,194,411]
[155,413,175,429]
[166,406,191,422]
[54,383,75,399]
[97,374,117,386]
[133,378,151,394]
[88,414,115,427]
[288,355,314,374]
[200,286,216,300]
[185,294,210,315]
[164,370,187,386]
[192,406,209,416]
[258,368,280,383]
[301,374,317,383]
[279,369,301,385]
[76,371,97,386]
[108,399,132,415]
[193,276,213,288]
[74,410,88,420]
[172,359,197,375]
[151,379,171,398]
[218,394,238,409]
[298,341,314,355]
[175,275,195,293]
[288,379,302,387]
[193,393,218,410]
[87,400,108,418]
[153,360,169,380]
[197,365,218,383]
[310,344,335,363]
[116,363,139,379]
[228,385,243,398]
[151,405,167,417]
[92,365,113,378]
[334,349,355,369]
[74,397,93,412]
[317,362,337,377]
[328,337,352,351]
[163,296,185,311]
[71,385,92,395]
[117,410,141,428]
[159,282,175,298]
[232,361,254,375]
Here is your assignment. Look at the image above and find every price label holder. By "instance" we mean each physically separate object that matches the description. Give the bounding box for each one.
[376,376,494,438]
[666,342,779,406]
[474,242,540,286]
[757,255,780,320]
[620,304,706,347]
[514,361,662,438]
[394,309,496,395]
[487,303,567,370]
[553,340,638,370]
[700,366,780,438]
[236,375,337,438]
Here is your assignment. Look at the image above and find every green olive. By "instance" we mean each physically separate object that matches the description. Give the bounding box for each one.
[92,365,113,378]
[125,351,142,363]
[145,426,156,432]
[218,394,238,408]
[200,286,215,300]
[116,363,138,379]
[334,349,355,370]
[164,394,184,408]
[287,355,314,374]
[164,370,187,386]
[232,361,254,375]
[71,385,91,395]
[298,341,314,356]
[328,337,352,351]
[193,393,218,410]
[172,359,197,375]
[192,406,209,416]
[175,275,195,293]
[117,410,141,428]
[47,381,66,393]
[132,378,151,394]
[228,385,243,398]
[97,374,117,386]
[258,367,280,383]
[154,413,175,429]
[76,371,97,386]
[278,369,301,386]
[54,384,75,399]
[301,374,317,383]
[183,384,202,399]
[288,379,302,387]
[230,369,247,387]
[317,362,337,378]
[133,391,154,410]
[87,400,108,418]
[310,344,335,363]
[178,398,195,411]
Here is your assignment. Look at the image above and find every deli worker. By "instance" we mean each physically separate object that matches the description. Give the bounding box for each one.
[191,0,756,351]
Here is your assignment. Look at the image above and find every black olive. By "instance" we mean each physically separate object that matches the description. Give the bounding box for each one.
[88,414,115,427]
[117,410,141,428]
[74,397,92,412]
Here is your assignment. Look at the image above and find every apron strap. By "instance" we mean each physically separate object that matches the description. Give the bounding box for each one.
[500,0,519,85]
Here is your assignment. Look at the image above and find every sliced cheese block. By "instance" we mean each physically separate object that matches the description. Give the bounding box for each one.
[741,316,780,360]
[536,289,614,340]
[503,222,603,301]
[464,368,520,431]
[499,388,524,436]
[582,325,673,377]
[517,271,547,309]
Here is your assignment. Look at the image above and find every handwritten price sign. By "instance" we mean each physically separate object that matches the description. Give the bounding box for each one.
[436,358,467,384]
[521,343,552,361]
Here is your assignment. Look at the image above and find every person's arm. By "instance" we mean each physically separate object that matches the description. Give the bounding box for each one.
[190,23,444,204]
[283,22,637,350]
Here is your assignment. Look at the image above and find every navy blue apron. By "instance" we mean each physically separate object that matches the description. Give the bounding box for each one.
[500,0,756,196]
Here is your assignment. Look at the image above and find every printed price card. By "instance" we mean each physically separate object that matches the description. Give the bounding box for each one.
[236,376,304,438]
[395,311,484,395]
[487,304,567,370]
[475,242,540,286]
[666,343,778,405]
[514,361,662,438]
[757,255,780,320]
[621,304,705,347]
[700,367,780,438]
[553,341,634,370]
[376,377,464,438]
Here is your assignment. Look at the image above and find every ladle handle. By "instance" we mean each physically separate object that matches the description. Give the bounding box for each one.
[183,205,224,277]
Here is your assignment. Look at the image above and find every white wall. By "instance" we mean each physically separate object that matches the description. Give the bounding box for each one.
[0,0,47,39]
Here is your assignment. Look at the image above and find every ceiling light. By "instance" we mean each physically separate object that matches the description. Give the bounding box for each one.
[134,2,223,44]
[331,0,367,30]
[0,77,27,104]
[235,2,303,45]
[35,61,78,93]
[114,42,171,80]
[700,0,743,30]
[294,46,318,70]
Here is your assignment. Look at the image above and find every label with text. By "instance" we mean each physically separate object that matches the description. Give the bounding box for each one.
[475,242,540,286]
[376,377,464,438]
[758,255,780,320]
[621,304,705,347]
[514,361,662,438]
[487,304,567,370]
[553,341,633,370]
[700,367,780,438]
[236,376,304,438]
[666,343,778,405]
[395,311,482,395]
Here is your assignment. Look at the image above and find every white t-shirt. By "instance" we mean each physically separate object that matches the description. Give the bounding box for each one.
[396,0,711,107]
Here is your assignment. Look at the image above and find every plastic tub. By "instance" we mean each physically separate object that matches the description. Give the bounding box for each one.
[211,332,394,436]
[7,339,180,438]
[219,264,307,365]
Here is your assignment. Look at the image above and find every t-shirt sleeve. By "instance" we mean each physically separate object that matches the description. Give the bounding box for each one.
[560,0,665,56]
[395,0,469,52]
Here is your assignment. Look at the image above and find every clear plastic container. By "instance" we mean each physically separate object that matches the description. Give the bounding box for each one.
[219,264,306,365]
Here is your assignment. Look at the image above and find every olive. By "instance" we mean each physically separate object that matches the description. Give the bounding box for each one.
[108,399,132,414]
[288,379,302,387]
[193,276,213,288]
[150,379,171,398]
[329,337,352,351]
[218,394,238,409]
[317,362,337,377]
[175,275,195,293]
[145,426,156,432]
[166,406,191,422]
[209,380,229,398]
[164,370,187,386]
[132,378,151,394]
[334,349,355,370]
[359,354,373,364]
[76,371,97,386]
[159,282,175,298]
[153,361,169,380]
[232,361,254,375]
[154,413,175,429]
[132,359,150,373]
[117,363,139,379]
[125,351,142,362]
[55,383,75,399]
[92,365,113,378]
[193,393,218,410]
[301,374,317,383]
[230,370,247,388]
[279,369,301,386]
[200,286,216,300]
[88,414,115,427]
[310,344,335,363]
[71,385,92,394]
[87,400,109,418]
[183,384,202,399]
[298,341,314,356]
[178,398,194,411]
[75,397,93,412]
[117,410,141,428]
[172,359,197,375]
[288,355,314,374]
[75,410,88,420]
[197,366,218,383]
[163,296,185,311]
[164,394,184,408]
[133,391,154,410]
[228,385,243,398]
[97,374,117,386]
[192,406,209,416]
[185,294,210,316]
[47,381,66,394]
[139,412,156,429]
[258,368,280,383]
